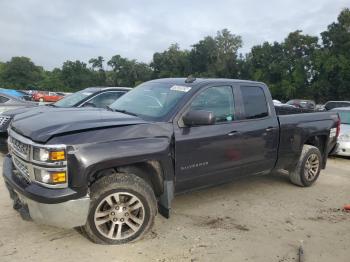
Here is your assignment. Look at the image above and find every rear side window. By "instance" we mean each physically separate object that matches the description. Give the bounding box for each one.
[241,86,269,119]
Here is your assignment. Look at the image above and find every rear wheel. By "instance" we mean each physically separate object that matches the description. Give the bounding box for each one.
[83,172,157,244]
[289,145,322,187]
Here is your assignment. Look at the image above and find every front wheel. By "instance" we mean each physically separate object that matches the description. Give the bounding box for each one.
[289,145,322,187]
[83,172,157,244]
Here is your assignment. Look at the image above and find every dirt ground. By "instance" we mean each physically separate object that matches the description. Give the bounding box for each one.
[0,155,349,262]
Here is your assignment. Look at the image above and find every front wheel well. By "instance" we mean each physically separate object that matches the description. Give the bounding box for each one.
[89,161,164,197]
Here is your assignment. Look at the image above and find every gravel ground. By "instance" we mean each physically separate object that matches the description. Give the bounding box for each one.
[0,155,349,262]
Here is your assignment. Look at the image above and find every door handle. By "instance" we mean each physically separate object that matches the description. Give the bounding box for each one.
[265,127,276,132]
[228,131,240,136]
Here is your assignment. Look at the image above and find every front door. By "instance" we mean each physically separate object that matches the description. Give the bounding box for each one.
[174,85,247,192]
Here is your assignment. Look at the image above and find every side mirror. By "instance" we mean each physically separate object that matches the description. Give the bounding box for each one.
[183,110,215,126]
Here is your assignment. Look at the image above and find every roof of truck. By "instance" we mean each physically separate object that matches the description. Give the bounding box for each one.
[148,78,265,87]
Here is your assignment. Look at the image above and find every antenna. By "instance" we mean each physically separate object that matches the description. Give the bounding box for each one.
[185,75,196,83]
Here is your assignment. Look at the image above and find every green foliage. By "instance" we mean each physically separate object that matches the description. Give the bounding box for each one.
[189,29,242,77]
[0,9,349,103]
[60,60,96,91]
[151,44,190,77]
[0,57,43,89]
[107,55,153,86]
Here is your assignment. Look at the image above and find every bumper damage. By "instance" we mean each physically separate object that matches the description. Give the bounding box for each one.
[3,155,90,228]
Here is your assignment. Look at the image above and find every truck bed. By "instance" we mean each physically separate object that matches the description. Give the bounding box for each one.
[275,111,339,171]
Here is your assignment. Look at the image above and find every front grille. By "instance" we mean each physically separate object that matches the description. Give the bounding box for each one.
[12,155,31,182]
[0,116,11,128]
[9,136,30,159]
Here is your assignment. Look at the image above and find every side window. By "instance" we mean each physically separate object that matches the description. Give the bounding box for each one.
[189,86,234,123]
[87,92,125,108]
[241,86,269,119]
[0,96,10,104]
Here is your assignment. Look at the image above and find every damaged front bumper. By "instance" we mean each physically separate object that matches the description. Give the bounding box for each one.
[3,155,90,228]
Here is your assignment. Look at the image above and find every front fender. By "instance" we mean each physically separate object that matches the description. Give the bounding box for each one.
[75,137,172,183]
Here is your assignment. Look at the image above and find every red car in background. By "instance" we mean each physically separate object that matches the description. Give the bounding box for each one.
[32,91,64,102]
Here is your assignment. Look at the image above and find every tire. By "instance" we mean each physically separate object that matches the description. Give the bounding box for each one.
[289,145,322,187]
[83,172,157,244]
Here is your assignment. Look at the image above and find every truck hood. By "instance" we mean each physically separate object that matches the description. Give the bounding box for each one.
[11,107,147,143]
[2,104,43,117]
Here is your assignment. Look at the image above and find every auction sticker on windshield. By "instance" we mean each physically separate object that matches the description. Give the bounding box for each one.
[170,85,192,92]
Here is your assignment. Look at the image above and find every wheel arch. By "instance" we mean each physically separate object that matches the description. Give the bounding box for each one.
[89,160,165,197]
[303,134,328,168]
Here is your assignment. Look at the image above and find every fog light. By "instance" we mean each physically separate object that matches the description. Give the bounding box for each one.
[34,169,67,184]
[52,172,67,183]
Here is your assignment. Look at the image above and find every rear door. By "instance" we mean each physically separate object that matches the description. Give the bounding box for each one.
[233,85,279,174]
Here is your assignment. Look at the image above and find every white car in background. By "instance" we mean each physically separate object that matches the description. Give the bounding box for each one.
[331,107,350,157]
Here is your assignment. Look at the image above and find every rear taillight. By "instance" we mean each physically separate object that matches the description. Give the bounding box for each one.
[336,117,341,138]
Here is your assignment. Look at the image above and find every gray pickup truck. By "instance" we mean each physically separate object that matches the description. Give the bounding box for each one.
[3,78,339,244]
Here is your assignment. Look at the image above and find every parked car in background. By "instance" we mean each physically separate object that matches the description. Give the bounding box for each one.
[315,104,325,111]
[0,88,32,101]
[324,101,350,111]
[32,91,64,102]
[286,99,316,110]
[275,99,314,114]
[0,87,131,136]
[0,93,36,115]
[54,87,131,108]
[331,107,350,157]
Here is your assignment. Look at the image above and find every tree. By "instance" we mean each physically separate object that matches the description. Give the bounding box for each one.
[189,29,242,77]
[89,56,106,86]
[151,44,190,78]
[107,55,153,86]
[282,30,319,99]
[245,31,319,101]
[61,60,95,90]
[89,56,104,71]
[189,36,218,76]
[37,68,66,91]
[1,57,43,89]
[312,8,350,102]
[244,41,288,99]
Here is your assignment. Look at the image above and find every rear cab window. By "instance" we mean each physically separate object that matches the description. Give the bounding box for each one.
[240,86,269,119]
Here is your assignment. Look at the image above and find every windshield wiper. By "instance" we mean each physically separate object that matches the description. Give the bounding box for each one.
[46,104,57,107]
[113,109,139,117]
[106,105,114,112]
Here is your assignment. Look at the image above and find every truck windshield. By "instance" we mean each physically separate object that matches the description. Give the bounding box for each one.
[54,90,93,107]
[109,82,190,119]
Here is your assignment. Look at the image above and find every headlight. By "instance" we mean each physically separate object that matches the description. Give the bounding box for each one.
[338,134,350,142]
[33,147,66,162]
[34,169,67,184]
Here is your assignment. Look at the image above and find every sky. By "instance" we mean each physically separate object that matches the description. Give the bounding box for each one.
[0,0,348,70]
